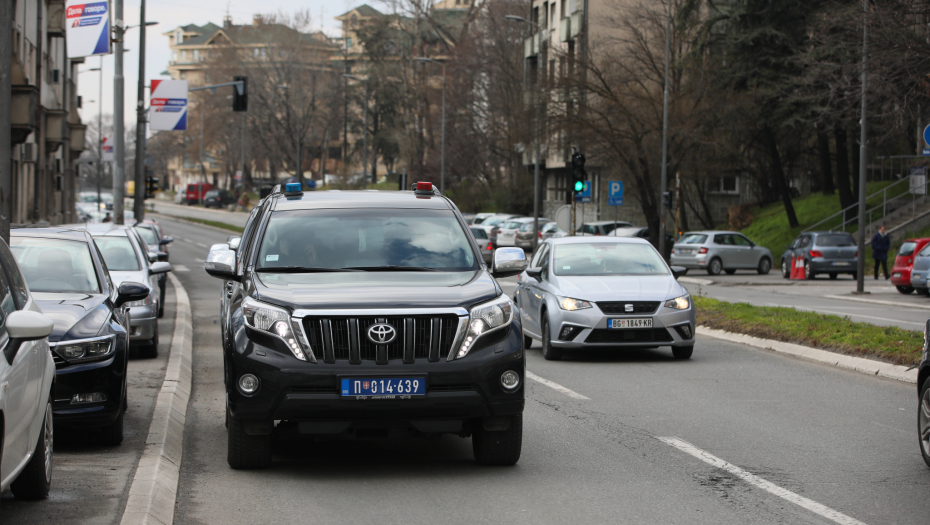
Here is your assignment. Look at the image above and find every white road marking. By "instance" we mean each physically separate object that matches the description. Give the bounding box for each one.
[182,238,193,244]
[657,437,867,525]
[194,257,205,263]
[195,242,208,248]
[526,371,590,400]
[825,294,930,311]
[172,265,190,272]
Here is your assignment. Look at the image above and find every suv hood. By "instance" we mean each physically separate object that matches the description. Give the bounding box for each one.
[552,275,684,302]
[254,270,500,310]
[33,292,111,342]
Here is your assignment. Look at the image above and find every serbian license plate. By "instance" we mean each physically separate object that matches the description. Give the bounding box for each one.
[680,248,693,254]
[609,318,653,329]
[893,272,902,278]
[832,261,850,266]
[341,378,425,398]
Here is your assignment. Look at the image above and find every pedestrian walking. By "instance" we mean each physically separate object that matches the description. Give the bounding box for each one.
[871,225,891,280]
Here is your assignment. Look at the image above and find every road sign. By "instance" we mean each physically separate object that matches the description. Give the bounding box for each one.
[149,80,188,131]
[924,124,930,147]
[65,1,112,58]
[555,205,571,233]
[923,148,930,157]
[911,166,927,195]
[101,137,113,161]
[608,181,624,206]
[574,182,591,203]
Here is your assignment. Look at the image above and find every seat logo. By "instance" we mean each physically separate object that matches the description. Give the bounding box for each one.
[625,304,634,313]
[367,323,397,344]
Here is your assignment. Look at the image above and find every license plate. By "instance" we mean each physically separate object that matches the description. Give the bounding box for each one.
[893,272,901,278]
[609,318,653,329]
[832,261,850,266]
[680,248,692,254]
[341,378,425,398]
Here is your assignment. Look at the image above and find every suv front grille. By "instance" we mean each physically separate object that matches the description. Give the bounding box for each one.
[303,315,461,364]
[597,301,661,315]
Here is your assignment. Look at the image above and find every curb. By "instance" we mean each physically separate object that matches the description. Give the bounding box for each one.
[824,294,930,311]
[120,273,193,525]
[697,325,918,384]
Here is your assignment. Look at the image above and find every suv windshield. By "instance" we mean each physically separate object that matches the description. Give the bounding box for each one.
[11,237,100,293]
[95,236,141,271]
[257,208,478,272]
[553,242,669,276]
[815,234,855,247]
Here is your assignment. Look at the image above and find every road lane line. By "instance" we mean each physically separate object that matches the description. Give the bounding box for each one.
[657,437,867,525]
[526,371,590,400]
[172,264,190,272]
[195,242,208,248]
[182,237,193,243]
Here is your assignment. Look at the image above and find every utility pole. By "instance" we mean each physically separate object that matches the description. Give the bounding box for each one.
[659,15,671,260]
[855,0,869,294]
[113,0,126,224]
[0,1,12,242]
[133,0,148,222]
[97,61,103,214]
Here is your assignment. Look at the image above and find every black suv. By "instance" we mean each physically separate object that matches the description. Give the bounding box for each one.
[205,183,528,469]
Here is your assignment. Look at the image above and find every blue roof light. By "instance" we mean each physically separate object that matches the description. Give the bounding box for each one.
[285,183,302,193]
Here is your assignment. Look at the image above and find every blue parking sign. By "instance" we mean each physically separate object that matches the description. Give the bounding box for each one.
[608,181,623,206]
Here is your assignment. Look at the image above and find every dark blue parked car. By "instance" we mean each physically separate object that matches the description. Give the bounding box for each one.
[780,231,858,280]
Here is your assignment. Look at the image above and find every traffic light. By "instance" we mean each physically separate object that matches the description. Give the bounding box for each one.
[662,191,672,209]
[145,175,159,199]
[233,76,248,112]
[571,151,586,193]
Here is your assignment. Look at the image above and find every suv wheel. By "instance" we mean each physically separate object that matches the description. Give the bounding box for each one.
[898,286,915,294]
[781,259,790,279]
[707,258,723,276]
[758,258,772,275]
[140,330,158,359]
[920,378,930,468]
[804,260,815,280]
[473,414,523,466]
[540,314,562,361]
[227,411,272,469]
[11,400,53,499]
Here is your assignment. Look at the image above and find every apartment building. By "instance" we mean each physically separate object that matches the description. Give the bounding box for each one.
[10,0,87,225]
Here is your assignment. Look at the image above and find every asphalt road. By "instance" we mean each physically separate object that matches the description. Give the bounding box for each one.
[0,277,177,523]
[151,217,930,524]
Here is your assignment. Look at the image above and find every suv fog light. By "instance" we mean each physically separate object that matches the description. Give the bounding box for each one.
[500,370,520,391]
[71,392,107,404]
[238,374,260,395]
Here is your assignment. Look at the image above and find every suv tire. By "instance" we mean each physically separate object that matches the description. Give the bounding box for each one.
[758,258,772,275]
[540,315,562,361]
[707,258,723,276]
[473,414,522,466]
[781,259,790,279]
[98,408,124,446]
[11,400,53,500]
[920,377,930,468]
[898,286,915,294]
[228,412,272,469]
[140,330,158,359]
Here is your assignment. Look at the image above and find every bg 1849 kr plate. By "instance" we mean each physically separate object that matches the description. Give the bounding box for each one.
[608,318,653,329]
[341,378,426,397]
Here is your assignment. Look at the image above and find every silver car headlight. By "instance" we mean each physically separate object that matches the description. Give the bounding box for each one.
[53,335,116,363]
[242,296,310,361]
[557,296,592,311]
[664,295,691,310]
[127,290,156,307]
[455,294,515,359]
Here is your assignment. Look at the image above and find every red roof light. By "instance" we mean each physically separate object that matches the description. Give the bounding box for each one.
[416,181,433,191]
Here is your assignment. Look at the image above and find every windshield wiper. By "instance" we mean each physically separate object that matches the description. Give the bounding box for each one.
[256,266,361,273]
[341,265,439,272]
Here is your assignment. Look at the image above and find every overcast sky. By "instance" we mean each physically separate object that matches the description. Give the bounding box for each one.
[77,0,389,134]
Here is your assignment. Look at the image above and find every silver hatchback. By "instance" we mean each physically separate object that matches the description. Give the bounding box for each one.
[670,231,773,276]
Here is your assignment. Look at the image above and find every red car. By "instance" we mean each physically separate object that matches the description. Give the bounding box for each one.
[185,182,213,205]
[892,237,930,294]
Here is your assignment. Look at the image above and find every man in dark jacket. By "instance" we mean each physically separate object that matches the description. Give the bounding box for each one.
[872,225,891,279]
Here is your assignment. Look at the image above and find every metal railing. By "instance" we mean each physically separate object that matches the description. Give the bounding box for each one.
[803,177,927,234]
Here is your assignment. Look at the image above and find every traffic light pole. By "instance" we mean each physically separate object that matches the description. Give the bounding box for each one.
[658,15,671,260]
[133,0,148,222]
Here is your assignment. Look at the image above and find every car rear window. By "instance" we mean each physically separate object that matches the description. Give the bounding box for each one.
[95,236,141,271]
[899,242,918,257]
[470,228,488,239]
[815,234,855,247]
[680,234,707,244]
[503,221,524,229]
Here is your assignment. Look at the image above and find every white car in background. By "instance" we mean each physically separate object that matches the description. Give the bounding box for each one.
[0,237,56,500]
[496,217,534,247]
[473,214,520,246]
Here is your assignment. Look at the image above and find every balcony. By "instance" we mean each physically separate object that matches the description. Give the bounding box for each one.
[559,17,571,43]
[47,0,65,37]
[11,85,39,144]
[571,12,583,39]
[70,123,87,158]
[524,33,539,58]
[45,110,69,152]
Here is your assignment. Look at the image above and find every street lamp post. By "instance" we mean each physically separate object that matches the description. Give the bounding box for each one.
[277,85,303,186]
[416,58,446,193]
[505,15,542,249]
[344,75,370,185]
[133,1,159,222]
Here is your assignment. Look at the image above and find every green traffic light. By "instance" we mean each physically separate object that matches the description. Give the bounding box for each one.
[574,181,584,192]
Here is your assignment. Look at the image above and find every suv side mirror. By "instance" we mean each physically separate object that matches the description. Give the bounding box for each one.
[670,266,688,280]
[149,261,172,275]
[147,252,159,263]
[205,248,239,281]
[115,282,150,307]
[159,236,174,245]
[491,247,528,279]
[4,310,55,365]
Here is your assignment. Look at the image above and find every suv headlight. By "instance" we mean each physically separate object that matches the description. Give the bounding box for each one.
[54,335,116,363]
[664,295,691,310]
[455,294,515,359]
[557,296,592,311]
[242,296,311,362]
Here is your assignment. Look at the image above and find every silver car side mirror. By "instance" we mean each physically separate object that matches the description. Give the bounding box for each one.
[205,248,238,281]
[491,247,528,279]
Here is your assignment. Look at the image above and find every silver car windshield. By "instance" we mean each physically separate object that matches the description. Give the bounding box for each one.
[10,237,101,293]
[553,243,669,276]
[257,208,478,272]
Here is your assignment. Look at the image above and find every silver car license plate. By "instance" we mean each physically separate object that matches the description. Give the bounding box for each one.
[609,318,653,329]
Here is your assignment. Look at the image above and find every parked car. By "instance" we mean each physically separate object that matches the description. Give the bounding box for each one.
[204,189,237,208]
[891,238,930,294]
[134,221,172,316]
[671,231,773,276]
[540,221,567,240]
[918,319,930,467]
[575,221,632,236]
[10,228,150,445]
[470,227,495,263]
[185,182,214,204]
[609,226,677,259]
[516,237,694,361]
[174,190,188,205]
[780,231,857,280]
[0,236,56,500]
[85,224,172,357]
[471,212,495,225]
[473,214,520,246]
[499,217,551,248]
[909,244,930,295]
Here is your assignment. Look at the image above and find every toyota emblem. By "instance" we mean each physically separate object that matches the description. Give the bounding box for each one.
[367,323,397,344]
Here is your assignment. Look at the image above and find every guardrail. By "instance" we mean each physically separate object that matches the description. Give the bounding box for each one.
[803,177,927,234]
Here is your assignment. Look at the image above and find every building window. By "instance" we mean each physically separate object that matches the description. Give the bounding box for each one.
[193,50,199,61]
[345,37,352,49]
[712,176,739,194]
[171,50,178,62]
[176,30,182,44]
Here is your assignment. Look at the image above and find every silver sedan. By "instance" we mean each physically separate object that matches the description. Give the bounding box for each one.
[515,237,695,360]
[670,230,773,276]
